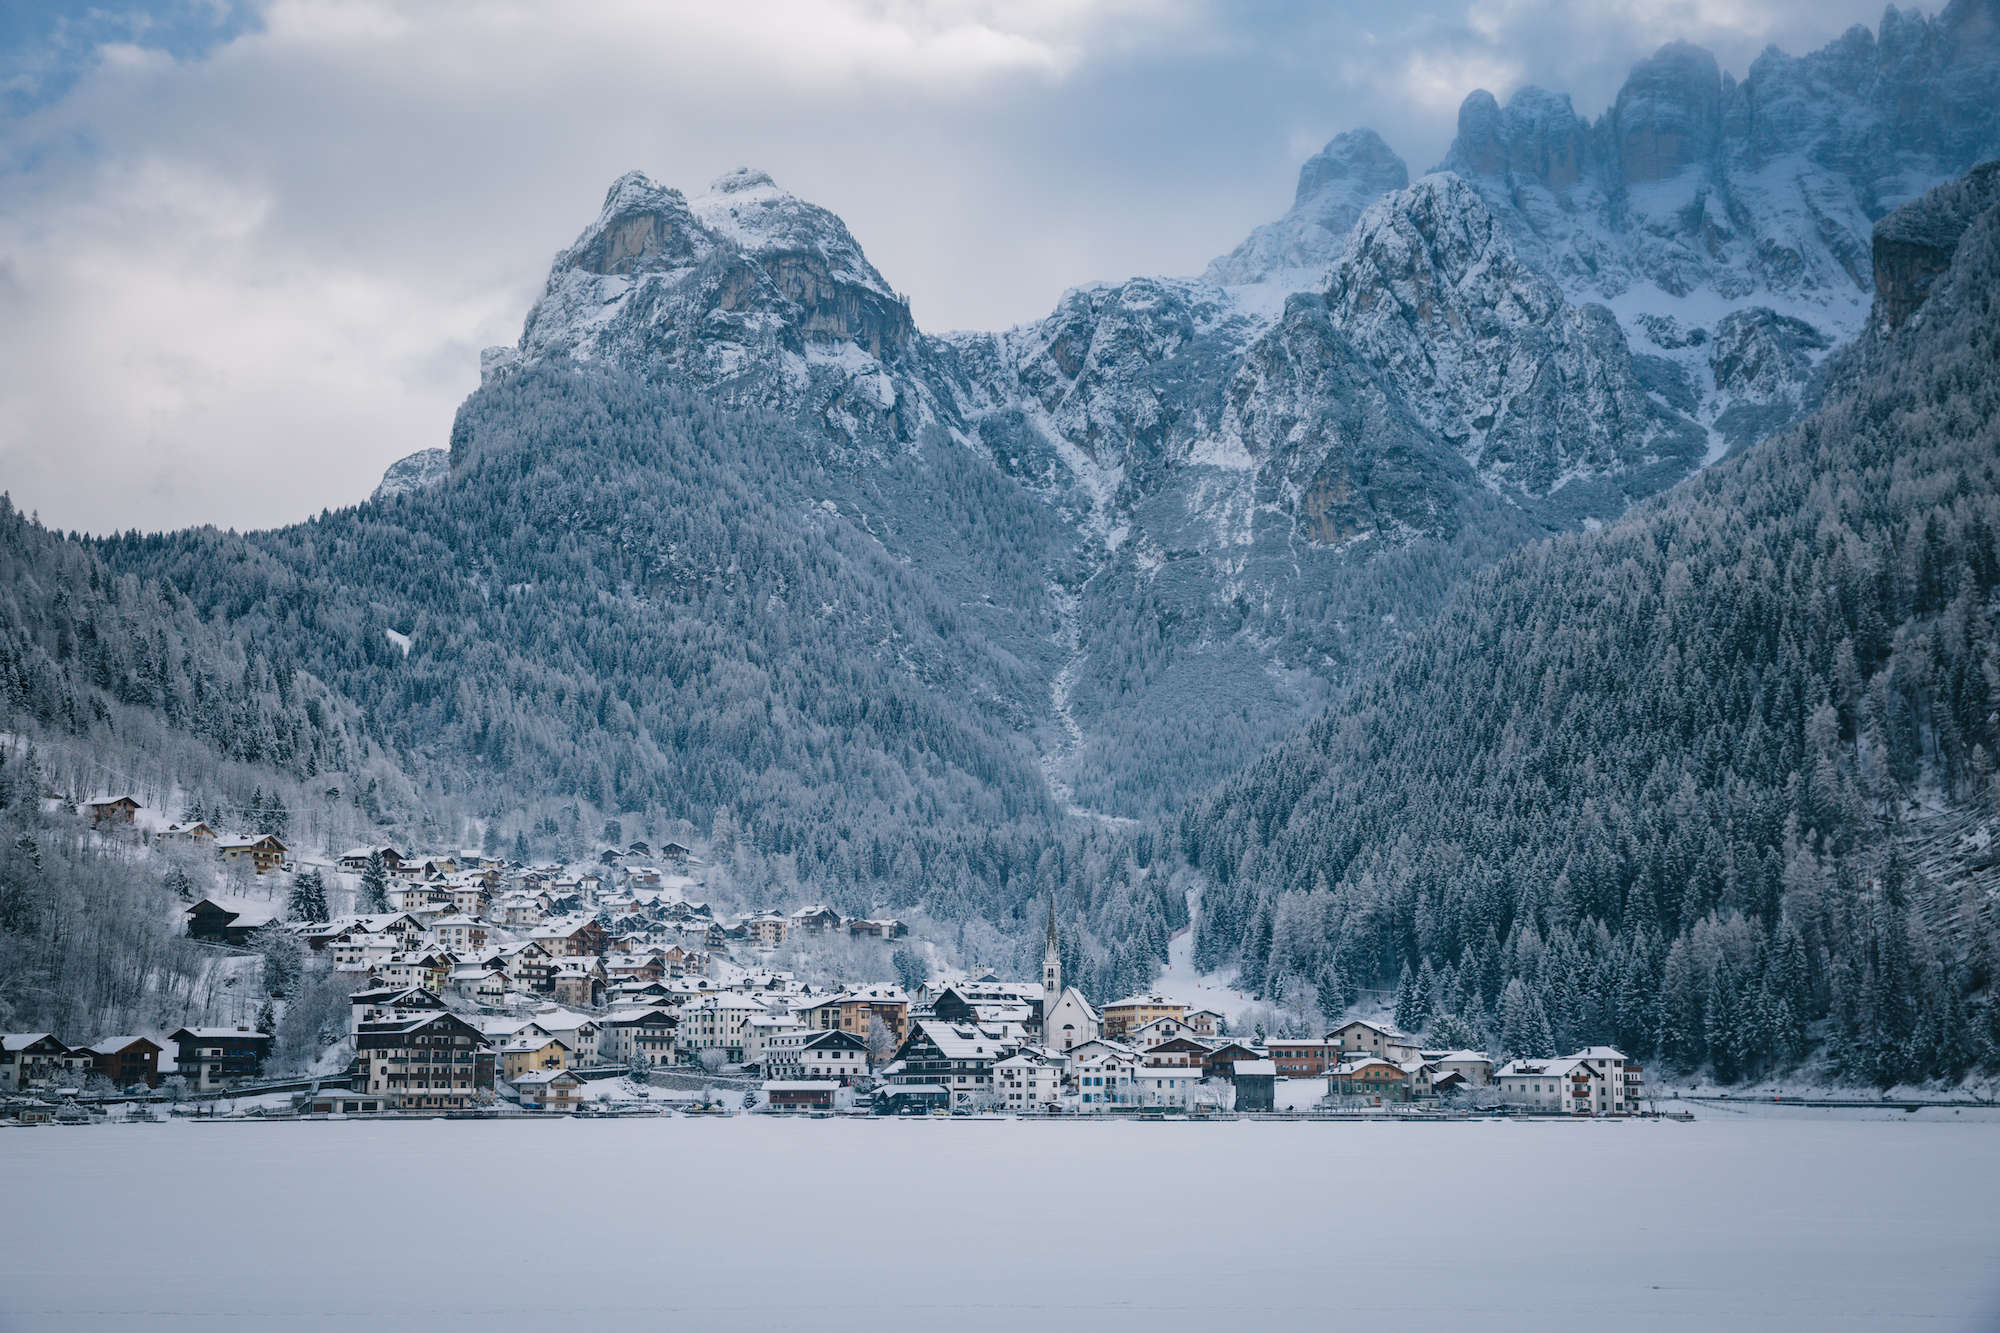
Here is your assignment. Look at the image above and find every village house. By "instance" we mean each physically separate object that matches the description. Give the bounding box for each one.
[216,833,288,874]
[789,904,844,935]
[357,1012,494,1111]
[799,1029,870,1085]
[994,1049,1061,1111]
[1326,1019,1421,1063]
[170,1027,272,1091]
[744,911,790,948]
[0,1034,73,1091]
[84,1035,164,1089]
[500,1035,571,1082]
[348,985,447,1038]
[532,917,609,958]
[550,957,608,1009]
[798,985,910,1050]
[1140,1035,1211,1069]
[524,1014,604,1065]
[845,917,907,940]
[1329,1056,1409,1103]
[338,845,405,874]
[1266,1038,1335,1077]
[184,896,280,947]
[428,915,488,953]
[1495,1048,1642,1115]
[1134,1064,1201,1109]
[1100,994,1186,1042]
[1071,1042,1139,1111]
[889,1020,1013,1107]
[1419,1049,1495,1087]
[1201,1040,1261,1080]
[158,820,217,844]
[602,1008,679,1068]
[678,993,766,1062]
[84,794,142,826]
[514,1068,585,1112]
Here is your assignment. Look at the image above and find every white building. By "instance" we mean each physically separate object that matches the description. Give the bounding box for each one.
[1494,1047,1641,1114]
[995,1050,1062,1111]
[679,994,767,1061]
[1133,1065,1200,1109]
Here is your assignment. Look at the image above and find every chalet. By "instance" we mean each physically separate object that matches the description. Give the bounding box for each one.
[385,880,452,914]
[789,904,843,935]
[216,833,288,874]
[602,1008,679,1068]
[549,957,608,1009]
[799,1029,870,1085]
[1140,1035,1211,1069]
[1201,1041,1261,1080]
[1328,1056,1408,1103]
[532,917,609,959]
[377,950,453,994]
[170,1027,271,1091]
[338,845,405,874]
[1419,1049,1494,1087]
[448,965,511,1009]
[1183,1009,1223,1037]
[84,794,141,826]
[798,985,910,1049]
[1266,1038,1334,1078]
[497,941,556,994]
[657,840,691,863]
[185,897,280,947]
[1129,1015,1202,1047]
[158,820,216,844]
[890,1020,1014,1107]
[846,917,907,940]
[760,1025,817,1081]
[500,1036,571,1082]
[1232,1058,1278,1111]
[1326,1019,1421,1063]
[357,1011,494,1110]
[1100,995,1186,1042]
[763,1080,837,1112]
[348,985,447,1037]
[514,1068,584,1112]
[0,1034,72,1091]
[85,1035,164,1089]
[994,1049,1061,1111]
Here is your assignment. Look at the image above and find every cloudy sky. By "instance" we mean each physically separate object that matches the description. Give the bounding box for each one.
[1,0,1890,533]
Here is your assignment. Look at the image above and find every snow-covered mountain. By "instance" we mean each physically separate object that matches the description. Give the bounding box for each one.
[423,1,2000,818]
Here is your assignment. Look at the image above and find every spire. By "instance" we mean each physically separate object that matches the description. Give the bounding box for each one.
[1042,887,1062,1014]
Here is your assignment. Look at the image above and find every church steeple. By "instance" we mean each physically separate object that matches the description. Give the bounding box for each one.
[1041,886,1062,1010]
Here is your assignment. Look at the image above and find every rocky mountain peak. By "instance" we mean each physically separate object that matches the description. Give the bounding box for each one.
[1445,86,1589,190]
[1612,41,1724,184]
[1205,127,1408,289]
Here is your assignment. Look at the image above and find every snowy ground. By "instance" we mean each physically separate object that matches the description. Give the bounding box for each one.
[3,1116,1997,1331]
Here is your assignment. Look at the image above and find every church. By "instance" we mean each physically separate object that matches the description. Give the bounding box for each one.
[1038,891,1100,1054]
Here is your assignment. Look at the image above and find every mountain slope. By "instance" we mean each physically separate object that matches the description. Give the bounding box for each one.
[1178,163,2000,1082]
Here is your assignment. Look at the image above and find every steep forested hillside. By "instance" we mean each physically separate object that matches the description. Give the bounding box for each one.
[1180,166,2000,1084]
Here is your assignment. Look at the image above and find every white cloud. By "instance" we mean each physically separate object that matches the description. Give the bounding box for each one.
[0,0,1898,532]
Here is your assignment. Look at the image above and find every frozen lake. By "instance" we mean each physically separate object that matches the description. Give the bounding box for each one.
[3,1114,1998,1332]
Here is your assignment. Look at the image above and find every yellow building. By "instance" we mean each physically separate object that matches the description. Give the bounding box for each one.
[1100,994,1186,1042]
[501,1036,570,1082]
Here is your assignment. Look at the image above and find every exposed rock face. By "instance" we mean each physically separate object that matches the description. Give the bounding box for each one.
[1325,176,1700,503]
[1431,2,2000,454]
[372,448,450,501]
[1612,42,1723,184]
[1204,129,1409,289]
[1873,159,2000,328]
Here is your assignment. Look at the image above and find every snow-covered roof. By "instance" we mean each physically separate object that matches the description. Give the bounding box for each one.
[762,1080,839,1092]
[0,1033,57,1051]
[1232,1059,1277,1076]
